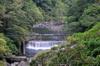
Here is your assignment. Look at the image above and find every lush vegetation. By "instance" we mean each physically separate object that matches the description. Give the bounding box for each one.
[0,0,67,56]
[64,0,100,34]
[0,0,68,64]
[30,23,100,66]
[0,0,100,66]
[30,0,100,66]
[0,61,4,66]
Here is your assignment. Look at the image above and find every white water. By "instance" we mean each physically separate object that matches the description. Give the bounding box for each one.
[26,41,64,50]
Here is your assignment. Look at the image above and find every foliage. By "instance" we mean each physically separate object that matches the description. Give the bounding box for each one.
[0,0,100,66]
[0,61,4,66]
[30,23,100,66]
[64,0,100,34]
[33,0,67,21]
[0,0,38,55]
[0,33,11,56]
[0,0,69,56]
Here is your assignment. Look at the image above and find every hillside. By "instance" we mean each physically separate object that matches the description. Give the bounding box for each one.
[0,0,100,66]
[30,0,100,66]
[31,23,100,66]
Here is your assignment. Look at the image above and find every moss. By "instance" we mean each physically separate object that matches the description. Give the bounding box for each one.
[0,61,4,66]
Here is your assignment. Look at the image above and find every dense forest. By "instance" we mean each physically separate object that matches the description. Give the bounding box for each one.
[30,0,100,66]
[0,0,100,66]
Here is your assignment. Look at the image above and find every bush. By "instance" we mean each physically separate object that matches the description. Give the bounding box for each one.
[0,61,4,66]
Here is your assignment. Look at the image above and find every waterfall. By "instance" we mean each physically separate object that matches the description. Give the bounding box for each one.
[26,41,64,50]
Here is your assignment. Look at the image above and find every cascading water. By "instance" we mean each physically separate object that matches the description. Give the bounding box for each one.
[25,22,66,57]
[25,40,64,57]
[26,41,64,50]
